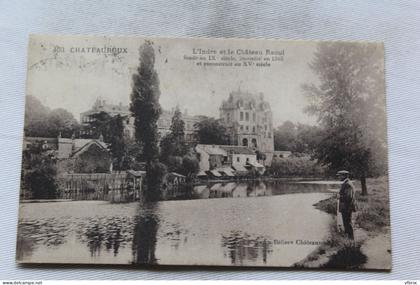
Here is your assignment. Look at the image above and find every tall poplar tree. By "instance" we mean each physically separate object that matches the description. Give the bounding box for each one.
[130,41,163,200]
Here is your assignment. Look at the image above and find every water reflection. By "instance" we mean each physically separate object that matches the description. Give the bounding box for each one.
[132,202,159,264]
[17,180,334,266]
[177,180,331,200]
[222,230,273,265]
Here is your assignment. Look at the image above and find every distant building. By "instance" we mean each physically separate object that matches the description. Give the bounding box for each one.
[80,97,202,142]
[80,98,133,137]
[272,150,292,159]
[24,135,112,174]
[195,144,265,176]
[157,109,203,143]
[219,90,274,165]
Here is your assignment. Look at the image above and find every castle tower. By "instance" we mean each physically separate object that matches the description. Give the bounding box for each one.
[219,90,274,154]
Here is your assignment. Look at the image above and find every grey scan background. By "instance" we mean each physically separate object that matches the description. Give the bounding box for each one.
[1,0,419,280]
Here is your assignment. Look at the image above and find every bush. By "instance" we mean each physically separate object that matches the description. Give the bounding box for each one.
[268,156,326,177]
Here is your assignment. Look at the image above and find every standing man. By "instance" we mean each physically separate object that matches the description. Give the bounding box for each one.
[337,170,357,240]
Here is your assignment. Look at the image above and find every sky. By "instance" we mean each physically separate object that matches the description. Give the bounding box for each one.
[26,35,319,127]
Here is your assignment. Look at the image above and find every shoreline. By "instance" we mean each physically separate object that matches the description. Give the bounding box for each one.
[295,176,391,270]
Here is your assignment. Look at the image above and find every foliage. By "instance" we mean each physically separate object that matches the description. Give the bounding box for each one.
[180,154,200,179]
[121,138,144,170]
[268,156,326,177]
[24,95,80,138]
[145,160,168,201]
[273,121,296,151]
[170,106,186,154]
[166,155,183,172]
[82,112,127,171]
[73,143,111,173]
[82,111,112,139]
[130,40,161,165]
[107,115,126,171]
[160,106,188,162]
[303,42,387,193]
[273,121,321,155]
[130,41,163,200]
[194,117,229,145]
[21,141,58,199]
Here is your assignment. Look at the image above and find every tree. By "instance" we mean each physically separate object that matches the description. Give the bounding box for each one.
[194,117,229,145]
[180,154,199,181]
[83,112,127,171]
[303,42,386,195]
[83,111,113,139]
[274,121,297,151]
[159,106,187,162]
[21,141,58,199]
[130,41,162,201]
[121,138,144,171]
[170,106,187,156]
[108,114,126,171]
[24,95,80,138]
[48,108,80,138]
[146,161,168,201]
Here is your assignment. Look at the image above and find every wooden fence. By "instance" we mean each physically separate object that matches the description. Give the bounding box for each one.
[57,172,142,202]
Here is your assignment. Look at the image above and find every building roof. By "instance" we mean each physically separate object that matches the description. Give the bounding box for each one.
[196,144,227,156]
[126,170,147,177]
[220,90,270,111]
[197,144,256,156]
[170,172,186,178]
[71,139,109,157]
[80,98,130,117]
[232,164,248,172]
[219,145,256,155]
[210,170,222,177]
[217,167,235,177]
[248,161,265,169]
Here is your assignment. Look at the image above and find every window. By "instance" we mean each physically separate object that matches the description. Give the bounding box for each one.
[246,126,249,131]
[237,157,240,162]
[245,112,249,121]
[240,112,244,121]
[252,126,255,133]
[242,138,248,146]
[252,138,257,148]
[240,125,243,130]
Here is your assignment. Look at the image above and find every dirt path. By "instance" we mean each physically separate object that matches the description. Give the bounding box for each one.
[360,228,392,270]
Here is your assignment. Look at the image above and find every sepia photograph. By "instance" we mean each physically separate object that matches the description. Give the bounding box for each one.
[16,35,390,270]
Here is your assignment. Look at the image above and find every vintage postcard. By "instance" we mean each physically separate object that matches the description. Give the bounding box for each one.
[17,35,391,270]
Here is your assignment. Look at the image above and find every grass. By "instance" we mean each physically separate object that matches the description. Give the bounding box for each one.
[296,176,390,269]
[314,176,390,233]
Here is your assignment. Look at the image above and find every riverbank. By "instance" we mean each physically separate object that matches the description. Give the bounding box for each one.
[295,176,391,270]
[194,176,330,185]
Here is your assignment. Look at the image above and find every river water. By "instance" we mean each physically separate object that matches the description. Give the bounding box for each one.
[17,180,336,267]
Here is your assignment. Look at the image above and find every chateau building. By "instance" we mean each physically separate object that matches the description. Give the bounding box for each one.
[219,90,274,164]
[80,98,201,142]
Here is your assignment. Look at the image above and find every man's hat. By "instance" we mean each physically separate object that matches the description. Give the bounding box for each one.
[336,170,350,176]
